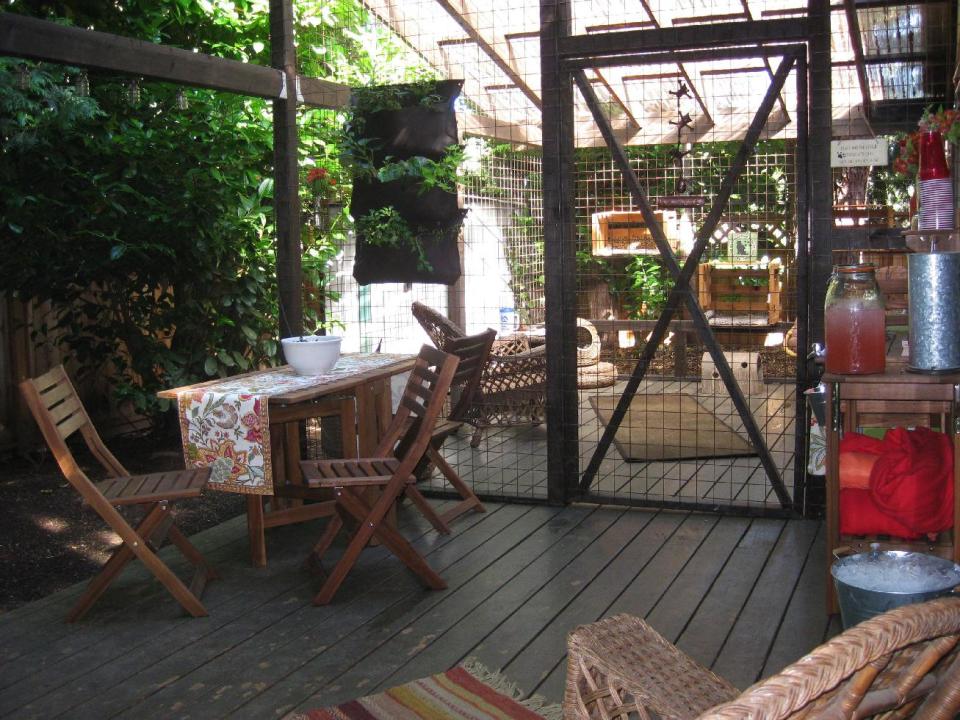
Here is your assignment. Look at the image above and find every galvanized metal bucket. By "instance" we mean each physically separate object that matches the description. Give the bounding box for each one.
[832,547,960,629]
[908,251,960,373]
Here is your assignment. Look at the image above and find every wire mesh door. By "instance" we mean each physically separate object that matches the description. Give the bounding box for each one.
[570,45,807,516]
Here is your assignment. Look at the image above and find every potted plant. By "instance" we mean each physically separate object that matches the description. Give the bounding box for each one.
[343,79,468,285]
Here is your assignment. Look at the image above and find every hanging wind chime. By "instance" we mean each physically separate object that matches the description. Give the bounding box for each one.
[658,80,705,209]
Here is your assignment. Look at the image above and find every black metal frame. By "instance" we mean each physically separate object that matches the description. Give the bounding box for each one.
[540,0,828,514]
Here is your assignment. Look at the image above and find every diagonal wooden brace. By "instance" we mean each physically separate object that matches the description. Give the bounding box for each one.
[575,53,798,507]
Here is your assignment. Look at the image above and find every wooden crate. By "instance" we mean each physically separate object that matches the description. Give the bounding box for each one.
[591,210,664,256]
[697,263,782,325]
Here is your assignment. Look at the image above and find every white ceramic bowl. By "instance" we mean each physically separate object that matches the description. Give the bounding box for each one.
[281,335,342,375]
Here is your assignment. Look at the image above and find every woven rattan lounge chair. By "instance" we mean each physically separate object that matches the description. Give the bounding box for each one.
[412,301,547,446]
[564,598,960,720]
[20,365,217,621]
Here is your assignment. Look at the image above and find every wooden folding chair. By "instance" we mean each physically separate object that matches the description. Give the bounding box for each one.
[20,365,217,621]
[299,345,459,605]
[418,328,495,527]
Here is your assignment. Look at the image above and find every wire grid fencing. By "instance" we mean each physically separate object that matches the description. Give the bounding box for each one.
[293,0,956,512]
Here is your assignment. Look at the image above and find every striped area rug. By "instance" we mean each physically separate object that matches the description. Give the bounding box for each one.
[292,659,562,720]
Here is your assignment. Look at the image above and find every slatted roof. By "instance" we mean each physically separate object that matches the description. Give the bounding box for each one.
[362,0,957,146]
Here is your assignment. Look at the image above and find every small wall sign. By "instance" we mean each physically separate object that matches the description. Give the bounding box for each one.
[830,138,889,168]
[657,195,707,209]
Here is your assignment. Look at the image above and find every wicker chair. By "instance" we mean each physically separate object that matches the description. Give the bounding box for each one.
[412,302,547,447]
[564,598,960,720]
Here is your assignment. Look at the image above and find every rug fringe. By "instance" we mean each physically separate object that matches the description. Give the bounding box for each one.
[462,657,564,720]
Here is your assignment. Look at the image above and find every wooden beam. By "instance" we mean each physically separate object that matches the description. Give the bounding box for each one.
[0,12,348,109]
[842,0,873,121]
[270,0,302,339]
[559,17,808,59]
[435,0,542,110]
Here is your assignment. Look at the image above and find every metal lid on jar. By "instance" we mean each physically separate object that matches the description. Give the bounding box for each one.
[834,263,876,274]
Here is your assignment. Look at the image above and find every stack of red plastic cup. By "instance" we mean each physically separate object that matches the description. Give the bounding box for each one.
[918,130,954,230]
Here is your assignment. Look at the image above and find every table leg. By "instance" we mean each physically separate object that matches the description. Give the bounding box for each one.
[285,421,303,491]
[355,381,380,456]
[247,495,267,568]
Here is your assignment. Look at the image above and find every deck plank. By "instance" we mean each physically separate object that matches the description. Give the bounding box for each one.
[0,500,834,718]
[102,504,539,720]
[711,518,820,688]
[1,501,461,719]
[227,504,569,718]
[674,518,785,670]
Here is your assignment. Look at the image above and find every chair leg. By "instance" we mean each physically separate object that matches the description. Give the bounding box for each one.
[67,503,169,621]
[312,494,380,606]
[168,525,220,581]
[312,512,344,560]
[426,444,485,525]
[403,483,451,535]
[67,542,137,622]
[338,488,446,591]
[470,426,485,448]
[67,503,206,622]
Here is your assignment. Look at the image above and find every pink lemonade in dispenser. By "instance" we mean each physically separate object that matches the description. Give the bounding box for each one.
[824,265,886,375]
[825,303,886,374]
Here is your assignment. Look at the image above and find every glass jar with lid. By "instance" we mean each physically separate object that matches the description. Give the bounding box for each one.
[824,264,886,374]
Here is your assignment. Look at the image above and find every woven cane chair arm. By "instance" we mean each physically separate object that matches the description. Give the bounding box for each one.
[698,597,960,720]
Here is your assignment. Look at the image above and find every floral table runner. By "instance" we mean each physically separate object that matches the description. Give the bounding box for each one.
[177,354,410,495]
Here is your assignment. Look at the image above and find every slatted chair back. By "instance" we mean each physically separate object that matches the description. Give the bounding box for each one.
[374,345,459,476]
[20,365,128,499]
[442,329,496,422]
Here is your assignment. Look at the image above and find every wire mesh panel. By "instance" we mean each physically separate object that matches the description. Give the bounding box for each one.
[291,0,954,514]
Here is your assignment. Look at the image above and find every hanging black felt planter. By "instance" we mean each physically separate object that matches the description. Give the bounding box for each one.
[348,78,466,285]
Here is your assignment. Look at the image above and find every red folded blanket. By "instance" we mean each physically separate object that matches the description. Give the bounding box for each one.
[839,427,953,537]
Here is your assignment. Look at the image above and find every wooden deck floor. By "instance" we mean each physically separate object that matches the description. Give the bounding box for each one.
[0,500,836,719]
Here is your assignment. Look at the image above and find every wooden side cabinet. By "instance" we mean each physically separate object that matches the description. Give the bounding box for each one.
[824,365,960,614]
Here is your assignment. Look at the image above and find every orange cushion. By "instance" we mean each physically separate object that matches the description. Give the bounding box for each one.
[839,451,878,490]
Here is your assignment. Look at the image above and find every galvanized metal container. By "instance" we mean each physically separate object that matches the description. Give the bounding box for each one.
[908,251,960,373]
[832,548,960,628]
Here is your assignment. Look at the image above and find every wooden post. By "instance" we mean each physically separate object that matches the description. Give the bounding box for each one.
[270,0,302,340]
[541,0,579,505]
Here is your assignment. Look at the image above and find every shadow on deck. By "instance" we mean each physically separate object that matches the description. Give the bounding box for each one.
[0,499,834,719]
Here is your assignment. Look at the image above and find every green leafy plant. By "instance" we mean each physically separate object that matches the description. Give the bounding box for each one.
[624,256,671,319]
[355,207,431,272]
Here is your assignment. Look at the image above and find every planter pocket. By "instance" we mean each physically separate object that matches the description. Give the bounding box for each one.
[350,178,460,225]
[353,209,467,286]
[360,80,463,162]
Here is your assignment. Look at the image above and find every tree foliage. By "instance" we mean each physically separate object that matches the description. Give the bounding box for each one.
[0,0,425,420]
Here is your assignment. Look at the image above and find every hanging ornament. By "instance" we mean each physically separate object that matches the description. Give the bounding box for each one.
[127,77,141,105]
[75,70,90,98]
[17,64,30,91]
[175,88,189,110]
[657,82,707,210]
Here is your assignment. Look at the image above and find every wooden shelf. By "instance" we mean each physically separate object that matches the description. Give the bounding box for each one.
[824,364,960,615]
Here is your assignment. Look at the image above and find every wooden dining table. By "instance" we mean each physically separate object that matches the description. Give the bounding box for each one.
[158,353,416,567]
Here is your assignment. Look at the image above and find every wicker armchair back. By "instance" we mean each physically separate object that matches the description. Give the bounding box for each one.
[412,302,547,446]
